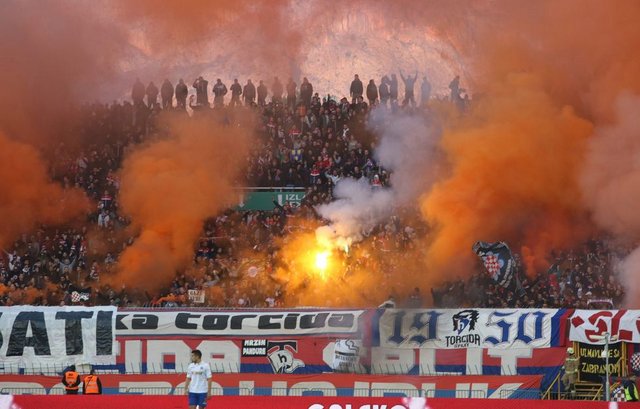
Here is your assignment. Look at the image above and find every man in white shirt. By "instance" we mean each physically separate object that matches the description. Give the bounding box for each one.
[185,349,212,409]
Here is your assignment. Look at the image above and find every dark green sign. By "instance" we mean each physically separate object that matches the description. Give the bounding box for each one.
[236,191,306,211]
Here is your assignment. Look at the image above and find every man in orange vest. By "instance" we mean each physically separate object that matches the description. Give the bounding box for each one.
[62,365,80,395]
[82,369,102,395]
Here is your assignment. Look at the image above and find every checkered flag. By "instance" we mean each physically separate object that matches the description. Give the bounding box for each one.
[70,286,91,303]
[473,241,515,287]
[612,385,626,402]
[631,352,640,374]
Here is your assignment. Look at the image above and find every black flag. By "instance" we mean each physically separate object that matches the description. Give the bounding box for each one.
[472,241,515,287]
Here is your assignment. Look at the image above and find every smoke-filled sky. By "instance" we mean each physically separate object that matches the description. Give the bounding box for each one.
[2,0,640,306]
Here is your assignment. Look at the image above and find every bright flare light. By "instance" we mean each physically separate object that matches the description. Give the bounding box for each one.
[314,251,330,272]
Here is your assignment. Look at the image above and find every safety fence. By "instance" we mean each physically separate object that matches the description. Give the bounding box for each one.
[3,395,637,409]
[0,386,537,399]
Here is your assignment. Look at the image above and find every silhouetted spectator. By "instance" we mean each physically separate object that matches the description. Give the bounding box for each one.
[257,80,268,106]
[366,79,378,106]
[230,79,242,107]
[146,82,159,108]
[272,77,283,103]
[193,76,209,106]
[243,79,256,106]
[212,78,227,108]
[350,74,363,103]
[131,78,145,106]
[379,76,390,107]
[420,76,431,106]
[175,79,188,109]
[300,77,313,108]
[449,75,460,101]
[389,74,399,104]
[286,78,297,109]
[400,70,417,107]
[161,79,174,109]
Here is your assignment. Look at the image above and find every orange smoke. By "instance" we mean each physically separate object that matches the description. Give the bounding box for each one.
[421,0,640,279]
[0,1,124,249]
[422,75,593,277]
[0,131,88,248]
[115,112,252,291]
[0,1,126,143]
[114,0,300,77]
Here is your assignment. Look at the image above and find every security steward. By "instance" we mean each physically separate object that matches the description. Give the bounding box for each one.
[82,369,103,395]
[561,347,579,398]
[62,365,81,395]
[624,376,639,402]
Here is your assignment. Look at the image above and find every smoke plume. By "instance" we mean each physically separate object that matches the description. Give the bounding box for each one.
[317,109,442,247]
[115,113,252,291]
[421,0,640,281]
[0,131,88,248]
[113,0,302,79]
[0,1,123,248]
[581,94,640,305]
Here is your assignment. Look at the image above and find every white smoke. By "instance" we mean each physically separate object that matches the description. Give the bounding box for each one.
[316,107,442,246]
[580,93,640,307]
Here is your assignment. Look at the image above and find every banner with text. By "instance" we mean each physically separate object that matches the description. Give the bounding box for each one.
[570,309,640,344]
[577,341,624,382]
[98,336,342,374]
[0,373,542,398]
[369,346,566,391]
[115,309,365,337]
[373,309,567,349]
[0,306,116,366]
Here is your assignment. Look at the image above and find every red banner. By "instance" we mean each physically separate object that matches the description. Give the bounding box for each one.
[0,373,541,399]
[110,335,335,374]
[6,395,638,409]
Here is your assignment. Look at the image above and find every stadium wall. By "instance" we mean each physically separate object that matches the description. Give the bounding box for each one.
[4,395,637,409]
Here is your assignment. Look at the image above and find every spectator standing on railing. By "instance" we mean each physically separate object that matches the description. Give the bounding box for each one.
[62,364,80,395]
[230,79,242,107]
[243,79,256,106]
[146,81,159,108]
[175,79,188,109]
[185,349,212,409]
[272,77,284,104]
[300,77,313,108]
[349,74,363,103]
[212,79,228,108]
[257,80,268,106]
[161,79,174,109]
[193,76,209,106]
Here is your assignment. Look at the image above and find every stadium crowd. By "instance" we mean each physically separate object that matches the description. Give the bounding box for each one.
[0,74,626,309]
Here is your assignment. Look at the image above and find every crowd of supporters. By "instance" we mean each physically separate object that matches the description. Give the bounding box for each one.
[0,73,626,309]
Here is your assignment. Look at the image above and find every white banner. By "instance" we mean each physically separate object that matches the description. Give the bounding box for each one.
[374,309,564,349]
[115,309,365,336]
[187,290,205,304]
[569,309,640,344]
[0,306,117,366]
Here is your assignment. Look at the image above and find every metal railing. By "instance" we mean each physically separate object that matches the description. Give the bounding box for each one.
[2,387,532,399]
[0,362,551,376]
[541,371,561,400]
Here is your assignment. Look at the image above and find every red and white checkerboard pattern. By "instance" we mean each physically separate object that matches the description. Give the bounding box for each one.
[71,291,81,303]
[631,352,640,373]
[483,254,500,275]
[612,385,626,402]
